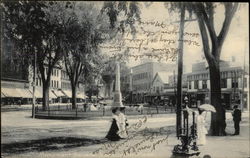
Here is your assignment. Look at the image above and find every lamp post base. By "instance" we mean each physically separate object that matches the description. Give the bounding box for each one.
[172,146,200,156]
[172,136,200,157]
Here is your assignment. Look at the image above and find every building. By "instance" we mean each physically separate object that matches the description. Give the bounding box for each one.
[32,64,62,103]
[151,71,188,106]
[1,39,86,105]
[1,39,32,105]
[186,60,249,109]
[131,62,176,103]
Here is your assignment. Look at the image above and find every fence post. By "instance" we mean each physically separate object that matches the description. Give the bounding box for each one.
[103,107,105,116]
[48,106,50,116]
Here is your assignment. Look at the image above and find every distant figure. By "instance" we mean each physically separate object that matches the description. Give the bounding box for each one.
[105,108,121,141]
[232,105,242,135]
[221,105,227,135]
[83,104,87,112]
[196,108,207,145]
[18,99,22,106]
[118,107,128,138]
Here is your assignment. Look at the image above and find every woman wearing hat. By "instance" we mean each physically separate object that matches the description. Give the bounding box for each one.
[105,107,121,141]
[118,107,128,138]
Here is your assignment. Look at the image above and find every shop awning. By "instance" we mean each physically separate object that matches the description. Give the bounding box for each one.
[30,89,43,98]
[52,90,66,97]
[76,93,86,99]
[1,88,26,98]
[62,90,72,98]
[2,88,21,98]
[49,90,57,99]
[1,92,6,98]
[16,89,33,98]
[1,88,32,98]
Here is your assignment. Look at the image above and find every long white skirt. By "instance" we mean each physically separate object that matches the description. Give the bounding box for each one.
[196,115,207,145]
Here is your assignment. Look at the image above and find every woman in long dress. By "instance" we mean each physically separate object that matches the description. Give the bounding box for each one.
[118,107,128,138]
[105,108,121,141]
[196,108,207,145]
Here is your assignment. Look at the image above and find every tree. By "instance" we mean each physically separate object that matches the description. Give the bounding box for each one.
[167,2,239,136]
[53,2,104,109]
[191,2,238,136]
[102,58,116,99]
[100,2,141,99]
[3,2,65,110]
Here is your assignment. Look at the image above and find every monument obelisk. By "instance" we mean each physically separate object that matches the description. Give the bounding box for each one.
[112,62,124,107]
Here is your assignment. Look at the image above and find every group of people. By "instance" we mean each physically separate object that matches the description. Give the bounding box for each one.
[105,107,128,141]
[105,105,242,145]
[196,104,242,146]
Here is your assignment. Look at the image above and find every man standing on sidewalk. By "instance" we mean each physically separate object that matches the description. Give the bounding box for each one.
[232,105,242,135]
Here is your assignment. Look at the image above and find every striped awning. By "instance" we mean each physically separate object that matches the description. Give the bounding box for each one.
[30,88,43,98]
[49,90,57,99]
[2,88,32,98]
[1,92,6,98]
[62,90,72,98]
[17,89,33,98]
[77,93,86,99]
[52,89,65,97]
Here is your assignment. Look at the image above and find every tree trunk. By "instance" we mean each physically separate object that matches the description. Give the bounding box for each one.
[71,83,77,109]
[109,80,114,99]
[104,82,110,98]
[42,82,49,111]
[208,59,226,136]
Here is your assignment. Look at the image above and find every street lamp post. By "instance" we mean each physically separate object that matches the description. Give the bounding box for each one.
[172,95,200,156]
[32,52,36,118]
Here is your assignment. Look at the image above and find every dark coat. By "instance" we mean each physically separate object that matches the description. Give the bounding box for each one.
[232,109,242,122]
[105,119,121,141]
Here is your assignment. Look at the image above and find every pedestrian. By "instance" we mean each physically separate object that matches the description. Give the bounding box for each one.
[18,99,22,106]
[105,107,121,141]
[118,107,128,138]
[232,105,242,135]
[196,108,207,145]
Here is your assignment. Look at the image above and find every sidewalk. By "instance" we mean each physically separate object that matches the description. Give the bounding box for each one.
[1,110,249,158]
[3,119,249,158]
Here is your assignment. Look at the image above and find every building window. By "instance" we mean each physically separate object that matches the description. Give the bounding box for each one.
[194,80,198,89]
[202,80,207,89]
[232,78,238,88]
[244,78,247,88]
[189,81,191,89]
[221,79,227,88]
[39,78,42,86]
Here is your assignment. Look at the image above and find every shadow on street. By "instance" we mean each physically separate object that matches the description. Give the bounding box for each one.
[1,137,107,156]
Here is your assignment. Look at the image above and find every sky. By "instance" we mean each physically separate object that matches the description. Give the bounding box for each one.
[138,3,249,72]
[93,2,249,73]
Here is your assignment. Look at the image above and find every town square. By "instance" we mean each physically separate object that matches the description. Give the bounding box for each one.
[1,2,249,158]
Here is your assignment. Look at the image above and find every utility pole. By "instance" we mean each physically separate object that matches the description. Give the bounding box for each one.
[172,4,200,157]
[173,70,176,113]
[32,52,36,118]
[241,38,247,112]
[176,5,185,137]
